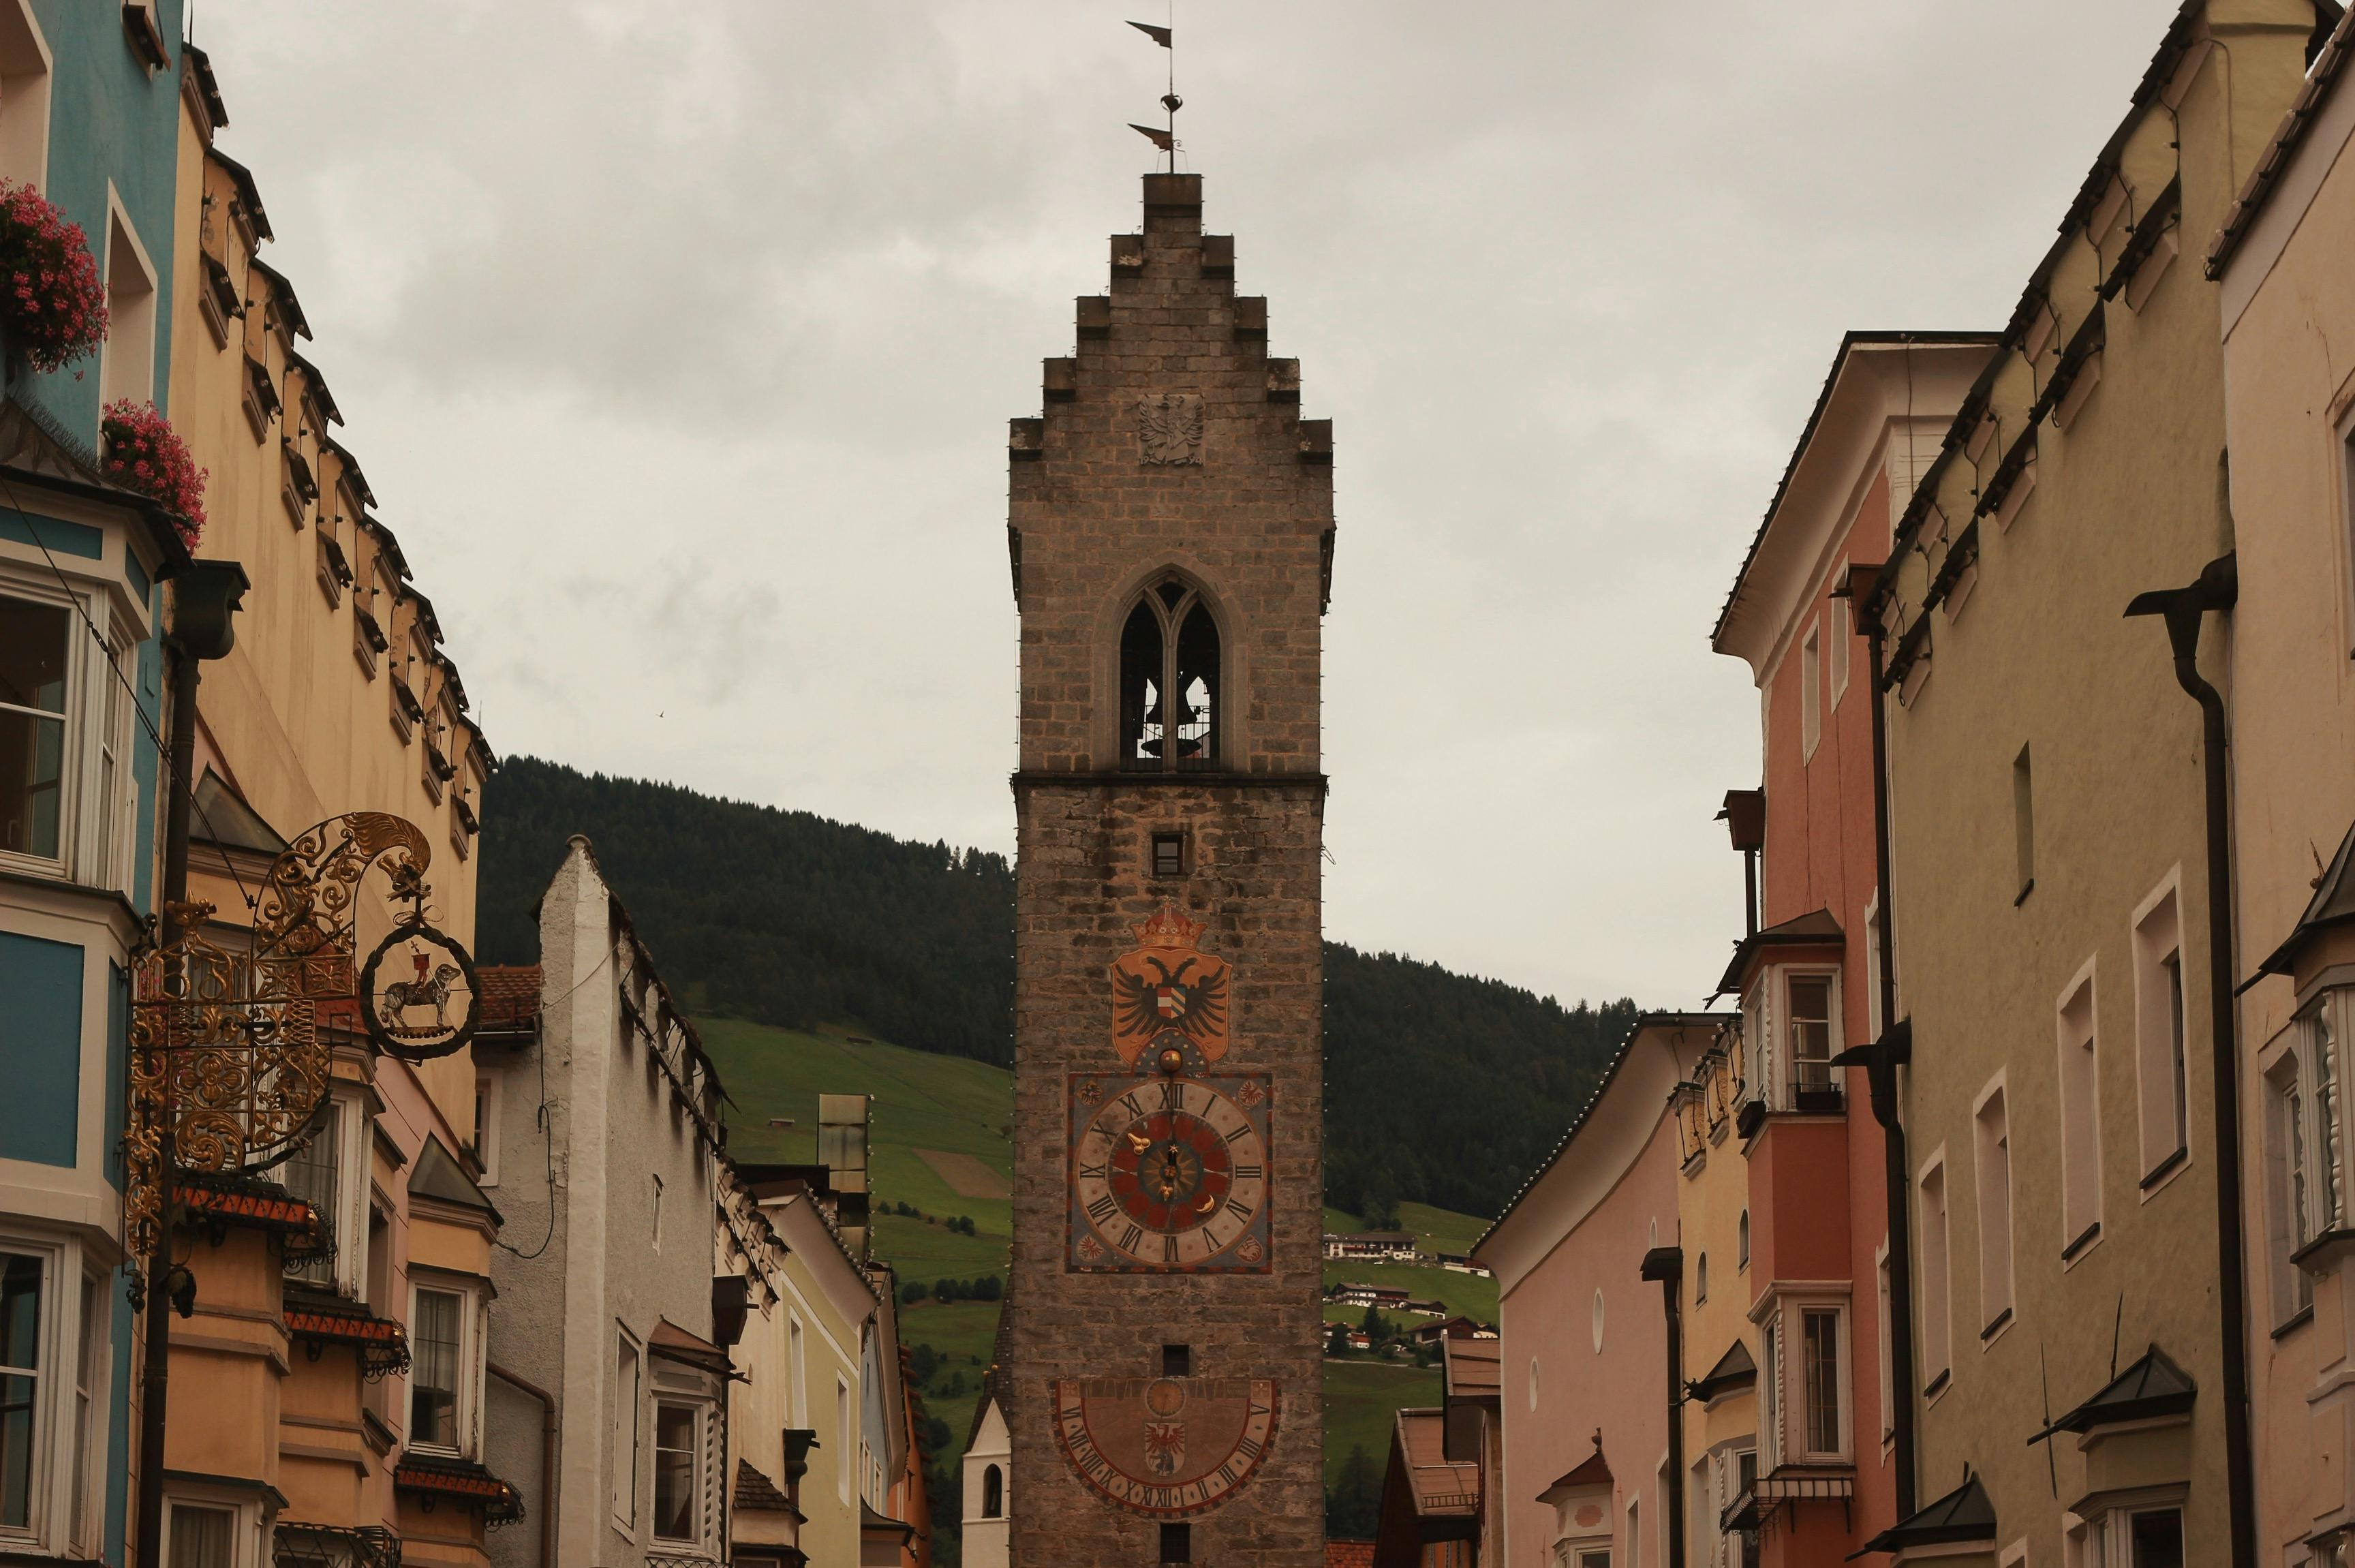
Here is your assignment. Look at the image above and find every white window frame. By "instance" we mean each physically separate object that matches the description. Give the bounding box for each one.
[2300,990,2350,1246]
[1874,1241,1894,1447]
[1918,1149,1952,1394]
[649,1397,711,1548]
[161,1487,264,1568]
[613,1331,642,1528]
[788,1313,807,1428]
[404,1274,486,1460]
[2129,874,2190,1188]
[836,1375,853,1505]
[2056,962,2104,1260]
[1781,968,1841,1108]
[0,1230,112,1559]
[1800,619,1822,760]
[1828,594,1851,709]
[275,1088,370,1301]
[1973,1074,2015,1339]
[472,1073,499,1187]
[1756,1293,1851,1464]
[1862,893,1883,1045]
[2073,1490,2187,1568]
[0,575,89,882]
[2265,1042,2318,1326]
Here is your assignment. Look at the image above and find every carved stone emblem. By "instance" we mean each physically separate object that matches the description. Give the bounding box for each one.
[1137,393,1203,465]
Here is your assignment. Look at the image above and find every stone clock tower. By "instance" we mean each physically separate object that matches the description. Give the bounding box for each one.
[1003,170,1329,1567]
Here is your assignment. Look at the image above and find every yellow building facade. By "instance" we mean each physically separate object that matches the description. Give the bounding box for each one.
[149,42,504,1568]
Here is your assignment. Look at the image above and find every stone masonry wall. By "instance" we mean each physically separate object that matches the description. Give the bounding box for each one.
[1006,172,1330,1568]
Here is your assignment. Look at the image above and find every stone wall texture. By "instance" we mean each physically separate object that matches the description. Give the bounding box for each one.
[1006,171,1331,1568]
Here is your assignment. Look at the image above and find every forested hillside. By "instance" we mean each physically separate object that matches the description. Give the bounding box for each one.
[478,757,1633,1220]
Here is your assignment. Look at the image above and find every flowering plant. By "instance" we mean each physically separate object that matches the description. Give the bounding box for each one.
[102,400,206,545]
[0,181,107,374]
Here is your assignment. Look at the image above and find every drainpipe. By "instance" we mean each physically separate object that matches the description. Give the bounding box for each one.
[1849,564,1918,1522]
[134,560,246,1568]
[490,1362,561,1568]
[1640,1246,1685,1568]
[2125,553,2251,1568]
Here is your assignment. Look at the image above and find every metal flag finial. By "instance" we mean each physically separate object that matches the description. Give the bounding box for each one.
[1126,3,1179,170]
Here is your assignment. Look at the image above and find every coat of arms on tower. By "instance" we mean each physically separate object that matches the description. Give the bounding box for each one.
[1110,903,1230,1066]
[1137,391,1204,465]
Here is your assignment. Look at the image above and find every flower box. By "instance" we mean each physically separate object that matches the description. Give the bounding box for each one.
[100,401,206,546]
[0,181,108,376]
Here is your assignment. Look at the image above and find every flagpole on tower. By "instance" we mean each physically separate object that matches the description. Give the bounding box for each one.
[1127,3,1180,171]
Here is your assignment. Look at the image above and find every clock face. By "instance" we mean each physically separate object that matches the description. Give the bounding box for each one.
[1067,1073,1270,1272]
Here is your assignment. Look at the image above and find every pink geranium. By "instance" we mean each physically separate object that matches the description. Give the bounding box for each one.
[0,181,106,373]
[102,400,206,546]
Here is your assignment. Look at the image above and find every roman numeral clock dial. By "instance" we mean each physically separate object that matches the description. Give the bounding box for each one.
[1067,1072,1271,1272]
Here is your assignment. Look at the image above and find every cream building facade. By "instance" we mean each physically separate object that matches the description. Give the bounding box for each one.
[2211,7,2355,1560]
[1864,3,2330,1562]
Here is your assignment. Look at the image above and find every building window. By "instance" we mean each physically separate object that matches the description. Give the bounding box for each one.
[0,592,70,865]
[982,1463,1003,1518]
[837,1378,852,1505]
[1800,619,1821,758]
[1737,1210,1749,1270]
[2058,973,2102,1254]
[651,1173,664,1252]
[1786,972,1836,1101]
[0,3,52,193]
[1875,1244,1894,1445]
[2133,885,2189,1180]
[1119,576,1220,771]
[1828,594,1851,708]
[98,197,157,413]
[2128,1509,2184,1567]
[1975,1083,2013,1332]
[1161,1521,1192,1564]
[1801,1307,1843,1456]
[165,1501,236,1568]
[409,1287,465,1451]
[472,1075,499,1187]
[1695,1252,1708,1306]
[1919,1158,1952,1389]
[2012,745,2035,900]
[1862,893,1883,1045]
[1150,831,1186,879]
[2270,1050,2318,1321]
[652,1403,700,1542]
[788,1317,805,1428]
[613,1336,641,1525]
[2310,1001,2345,1237]
[1,1250,44,1534]
[279,1099,359,1296]
[1757,1319,1779,1469]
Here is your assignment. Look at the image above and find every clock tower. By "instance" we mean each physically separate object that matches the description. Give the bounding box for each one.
[1004,169,1330,1567]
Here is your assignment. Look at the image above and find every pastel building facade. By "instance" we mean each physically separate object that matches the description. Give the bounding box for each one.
[0,2,185,1564]
[1864,3,2329,1560]
[1474,1017,1711,1568]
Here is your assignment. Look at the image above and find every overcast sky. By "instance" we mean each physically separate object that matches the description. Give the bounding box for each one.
[196,1,2181,1009]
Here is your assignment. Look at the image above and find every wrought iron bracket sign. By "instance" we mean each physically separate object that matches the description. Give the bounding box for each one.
[124,812,477,1273]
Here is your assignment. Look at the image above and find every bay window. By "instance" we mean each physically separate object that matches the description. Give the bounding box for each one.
[2271,989,2352,1323]
[1,1251,41,1535]
[278,1095,369,1299]
[1801,1308,1843,1456]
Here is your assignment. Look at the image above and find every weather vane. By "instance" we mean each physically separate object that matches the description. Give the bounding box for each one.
[1127,5,1179,171]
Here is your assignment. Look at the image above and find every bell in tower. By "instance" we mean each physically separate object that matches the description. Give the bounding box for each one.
[1000,164,1334,1567]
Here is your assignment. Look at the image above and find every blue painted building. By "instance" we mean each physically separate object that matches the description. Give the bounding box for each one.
[0,1,186,1563]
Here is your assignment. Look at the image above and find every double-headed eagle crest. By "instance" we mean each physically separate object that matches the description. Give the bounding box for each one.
[1137,392,1204,465]
[1110,902,1230,1065]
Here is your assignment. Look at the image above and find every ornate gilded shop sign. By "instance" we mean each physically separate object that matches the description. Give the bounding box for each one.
[124,812,480,1265]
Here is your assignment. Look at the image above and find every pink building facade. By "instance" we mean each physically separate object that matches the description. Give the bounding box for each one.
[1711,335,1996,1563]
[1475,1017,1719,1568]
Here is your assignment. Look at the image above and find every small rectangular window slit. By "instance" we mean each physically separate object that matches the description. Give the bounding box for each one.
[1151,833,1186,879]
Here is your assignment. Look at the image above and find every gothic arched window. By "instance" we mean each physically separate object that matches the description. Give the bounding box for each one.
[982,1464,1004,1518]
[1119,576,1220,771]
